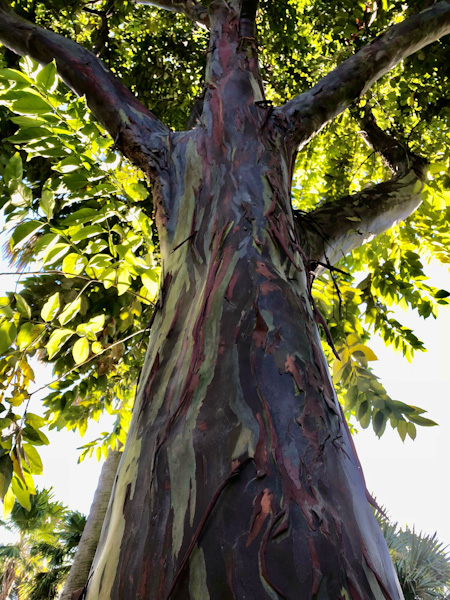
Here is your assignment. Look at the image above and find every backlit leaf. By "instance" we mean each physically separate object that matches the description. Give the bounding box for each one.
[46,328,74,359]
[41,292,60,322]
[73,337,90,364]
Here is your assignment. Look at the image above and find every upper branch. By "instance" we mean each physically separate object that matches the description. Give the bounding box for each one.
[132,0,210,28]
[296,109,426,270]
[0,1,170,175]
[276,1,450,148]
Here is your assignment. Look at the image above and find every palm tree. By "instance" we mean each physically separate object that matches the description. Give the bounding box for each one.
[380,516,450,599]
[0,489,85,600]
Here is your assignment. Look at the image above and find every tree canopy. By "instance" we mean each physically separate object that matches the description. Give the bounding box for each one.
[0,0,449,514]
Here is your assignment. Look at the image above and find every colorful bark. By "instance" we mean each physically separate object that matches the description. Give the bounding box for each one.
[84,8,403,599]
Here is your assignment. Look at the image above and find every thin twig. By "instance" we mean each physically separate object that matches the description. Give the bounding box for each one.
[29,328,146,398]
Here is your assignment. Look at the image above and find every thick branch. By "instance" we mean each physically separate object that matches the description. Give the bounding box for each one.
[296,170,424,269]
[297,110,427,269]
[239,0,258,38]
[276,1,450,148]
[132,0,210,28]
[0,1,169,174]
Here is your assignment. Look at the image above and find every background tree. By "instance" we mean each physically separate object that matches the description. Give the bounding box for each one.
[0,0,449,598]
[0,488,86,599]
[379,516,450,600]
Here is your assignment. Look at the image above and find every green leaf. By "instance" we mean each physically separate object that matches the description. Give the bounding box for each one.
[124,181,149,200]
[407,414,438,427]
[11,93,54,115]
[36,61,57,92]
[46,328,74,359]
[373,411,386,437]
[41,292,60,322]
[0,321,17,355]
[117,268,131,296]
[11,476,31,511]
[55,157,82,173]
[42,243,71,265]
[10,221,43,251]
[25,413,46,429]
[72,225,106,242]
[0,68,33,85]
[0,455,13,501]
[76,315,105,341]
[22,425,49,446]
[58,297,82,326]
[0,298,13,319]
[3,152,23,191]
[435,289,450,299]
[407,422,417,440]
[73,337,90,364]
[23,444,43,476]
[40,189,55,220]
[397,420,408,442]
[85,254,112,279]
[14,293,31,319]
[2,486,15,517]
[62,208,98,226]
[17,323,45,350]
[62,253,88,276]
[10,182,33,207]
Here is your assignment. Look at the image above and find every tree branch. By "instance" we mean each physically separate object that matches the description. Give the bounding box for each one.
[239,0,258,39]
[296,108,427,271]
[0,1,170,176]
[276,1,450,148]
[132,0,210,28]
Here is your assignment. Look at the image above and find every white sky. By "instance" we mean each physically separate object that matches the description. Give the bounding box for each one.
[0,257,449,548]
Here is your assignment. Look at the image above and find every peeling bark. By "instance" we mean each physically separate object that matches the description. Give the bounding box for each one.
[84,8,404,599]
[60,450,121,600]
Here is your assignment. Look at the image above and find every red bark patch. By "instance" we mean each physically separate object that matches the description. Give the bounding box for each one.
[225,271,239,300]
[308,537,321,594]
[256,260,276,280]
[260,280,279,295]
[253,309,268,349]
[284,353,305,392]
[246,488,273,547]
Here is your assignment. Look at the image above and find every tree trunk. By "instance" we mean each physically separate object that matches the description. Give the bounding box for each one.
[0,560,17,600]
[60,450,121,600]
[83,9,403,598]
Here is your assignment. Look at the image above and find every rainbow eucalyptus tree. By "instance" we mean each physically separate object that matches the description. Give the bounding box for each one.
[1,0,450,598]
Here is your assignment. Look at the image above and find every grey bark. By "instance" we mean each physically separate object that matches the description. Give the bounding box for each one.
[297,107,427,271]
[60,450,121,600]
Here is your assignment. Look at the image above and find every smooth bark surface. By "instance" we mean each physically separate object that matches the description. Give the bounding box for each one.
[60,450,121,600]
[298,108,427,270]
[132,0,210,27]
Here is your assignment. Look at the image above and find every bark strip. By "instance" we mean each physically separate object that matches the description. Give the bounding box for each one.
[276,0,450,148]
